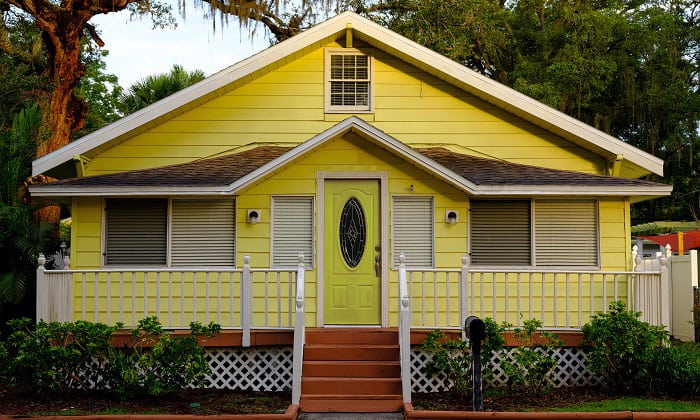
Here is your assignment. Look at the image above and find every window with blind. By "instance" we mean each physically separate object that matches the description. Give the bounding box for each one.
[104,199,167,266]
[104,198,236,267]
[325,49,372,112]
[470,199,599,267]
[271,196,314,268]
[171,200,235,266]
[392,196,434,268]
[470,200,531,266]
[534,200,598,267]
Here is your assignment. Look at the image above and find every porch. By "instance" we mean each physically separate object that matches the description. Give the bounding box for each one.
[36,248,671,411]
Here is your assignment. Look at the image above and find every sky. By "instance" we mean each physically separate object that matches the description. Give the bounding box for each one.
[90,1,270,88]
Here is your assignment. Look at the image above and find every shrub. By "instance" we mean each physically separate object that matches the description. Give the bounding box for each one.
[582,301,668,394]
[422,319,505,398]
[4,318,117,394]
[108,316,221,398]
[646,343,700,398]
[501,318,562,395]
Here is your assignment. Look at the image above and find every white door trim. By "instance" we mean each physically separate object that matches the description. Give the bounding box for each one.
[316,171,389,327]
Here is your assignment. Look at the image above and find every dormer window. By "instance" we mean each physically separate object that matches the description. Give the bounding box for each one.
[325,49,373,113]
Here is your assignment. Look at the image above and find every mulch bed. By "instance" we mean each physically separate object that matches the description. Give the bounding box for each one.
[0,385,292,416]
[411,387,613,412]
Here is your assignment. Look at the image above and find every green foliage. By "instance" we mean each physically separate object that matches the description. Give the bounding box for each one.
[422,319,505,398]
[109,316,221,398]
[500,318,563,395]
[582,301,668,394]
[2,317,221,397]
[118,64,206,115]
[0,104,56,305]
[646,343,700,398]
[4,318,118,394]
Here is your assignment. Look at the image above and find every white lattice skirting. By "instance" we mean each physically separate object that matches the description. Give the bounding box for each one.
[203,346,599,392]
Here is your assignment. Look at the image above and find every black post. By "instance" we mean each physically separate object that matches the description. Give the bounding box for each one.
[465,316,485,412]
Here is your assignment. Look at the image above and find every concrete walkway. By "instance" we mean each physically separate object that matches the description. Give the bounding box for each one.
[297,413,404,420]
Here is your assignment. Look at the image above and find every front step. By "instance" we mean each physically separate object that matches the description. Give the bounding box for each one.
[300,328,403,413]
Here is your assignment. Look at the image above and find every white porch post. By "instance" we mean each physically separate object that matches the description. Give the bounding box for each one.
[398,253,411,403]
[241,255,252,347]
[292,254,306,405]
[460,254,469,341]
[36,254,47,322]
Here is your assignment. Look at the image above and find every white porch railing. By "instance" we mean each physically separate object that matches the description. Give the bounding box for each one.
[36,254,305,348]
[401,252,667,332]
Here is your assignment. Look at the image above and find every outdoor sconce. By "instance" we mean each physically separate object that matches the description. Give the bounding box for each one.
[247,210,261,224]
[446,210,458,225]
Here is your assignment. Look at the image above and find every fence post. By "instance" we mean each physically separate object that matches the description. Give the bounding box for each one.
[460,254,469,341]
[241,255,252,347]
[292,254,305,405]
[36,254,47,322]
[398,253,411,403]
[659,245,671,331]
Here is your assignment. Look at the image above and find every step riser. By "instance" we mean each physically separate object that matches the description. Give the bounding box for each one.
[300,398,403,413]
[302,378,402,395]
[304,346,399,361]
[303,361,401,378]
[305,330,398,345]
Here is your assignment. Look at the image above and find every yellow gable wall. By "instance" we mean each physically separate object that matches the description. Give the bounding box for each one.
[85,41,607,176]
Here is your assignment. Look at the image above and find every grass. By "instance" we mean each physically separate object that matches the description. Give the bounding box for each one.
[551,397,700,412]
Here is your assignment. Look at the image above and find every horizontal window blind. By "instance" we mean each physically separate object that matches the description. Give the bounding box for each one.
[105,199,167,266]
[534,200,598,267]
[171,200,235,267]
[392,196,434,267]
[272,196,314,268]
[470,200,531,266]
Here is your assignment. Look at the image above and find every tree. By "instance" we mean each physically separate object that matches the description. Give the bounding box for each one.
[118,64,205,115]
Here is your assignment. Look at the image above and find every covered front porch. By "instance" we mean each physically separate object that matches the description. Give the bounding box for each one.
[36,248,670,411]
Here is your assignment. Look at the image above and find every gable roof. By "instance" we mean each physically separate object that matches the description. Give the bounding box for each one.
[31,117,672,200]
[32,12,664,179]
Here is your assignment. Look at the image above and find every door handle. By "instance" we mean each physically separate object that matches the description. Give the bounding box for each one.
[374,245,381,277]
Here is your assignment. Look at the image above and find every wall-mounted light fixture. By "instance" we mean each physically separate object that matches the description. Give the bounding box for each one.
[446,210,459,225]
[247,209,261,224]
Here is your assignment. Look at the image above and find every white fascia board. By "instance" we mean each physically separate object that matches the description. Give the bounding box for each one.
[475,185,673,197]
[30,186,233,197]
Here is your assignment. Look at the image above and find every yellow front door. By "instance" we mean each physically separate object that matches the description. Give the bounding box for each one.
[324,179,381,325]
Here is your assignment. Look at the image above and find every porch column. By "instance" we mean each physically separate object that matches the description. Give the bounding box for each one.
[460,254,470,341]
[36,254,47,322]
[241,255,252,347]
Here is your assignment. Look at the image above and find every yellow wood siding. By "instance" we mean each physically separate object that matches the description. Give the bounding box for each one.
[85,42,605,176]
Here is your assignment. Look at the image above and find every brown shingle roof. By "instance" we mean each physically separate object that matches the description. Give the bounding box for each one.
[417,147,665,188]
[42,145,665,191]
[47,146,292,187]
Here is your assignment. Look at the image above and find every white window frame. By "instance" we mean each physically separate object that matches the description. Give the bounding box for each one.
[391,195,435,269]
[469,199,600,269]
[324,48,374,113]
[102,198,236,268]
[270,195,315,269]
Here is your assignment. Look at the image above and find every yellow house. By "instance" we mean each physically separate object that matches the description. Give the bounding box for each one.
[31,12,671,412]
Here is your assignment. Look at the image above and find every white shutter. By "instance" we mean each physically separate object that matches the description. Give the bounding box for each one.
[470,200,531,266]
[171,199,235,267]
[534,200,598,267]
[272,196,314,268]
[392,196,434,267]
[105,199,167,266]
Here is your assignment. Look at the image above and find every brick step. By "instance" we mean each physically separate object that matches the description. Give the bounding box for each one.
[303,344,399,361]
[304,328,398,345]
[299,394,403,413]
[302,360,401,377]
[301,377,402,395]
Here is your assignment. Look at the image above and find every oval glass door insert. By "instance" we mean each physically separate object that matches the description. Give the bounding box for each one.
[339,197,366,268]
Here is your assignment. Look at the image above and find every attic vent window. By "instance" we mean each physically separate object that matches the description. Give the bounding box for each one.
[325,49,373,113]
